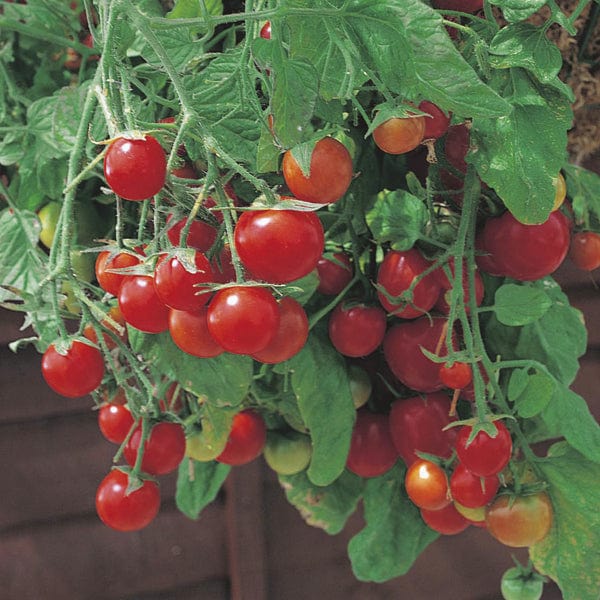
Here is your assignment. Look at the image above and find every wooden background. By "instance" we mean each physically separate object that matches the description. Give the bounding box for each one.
[0,263,597,599]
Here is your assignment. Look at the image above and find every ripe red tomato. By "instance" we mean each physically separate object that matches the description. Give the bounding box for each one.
[478,210,570,281]
[444,123,470,173]
[118,275,170,334]
[216,409,267,466]
[234,208,324,284]
[383,316,449,392]
[98,403,135,444]
[432,0,484,12]
[251,297,309,364]
[439,362,472,390]
[449,462,500,508]
[166,214,217,253]
[420,503,470,535]
[455,421,512,477]
[405,459,451,510]
[282,137,353,205]
[486,492,553,547]
[372,116,425,154]
[95,251,141,296]
[328,301,387,358]
[346,410,398,478]
[168,307,224,358]
[569,231,600,271]
[211,245,236,283]
[154,252,213,312]
[207,286,280,355]
[418,101,451,140]
[260,21,271,39]
[83,305,128,350]
[103,136,167,201]
[389,393,458,466]
[316,252,353,295]
[95,469,160,532]
[42,339,105,398]
[124,421,186,475]
[377,249,441,318]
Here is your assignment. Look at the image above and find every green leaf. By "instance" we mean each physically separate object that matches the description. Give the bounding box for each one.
[366,189,427,250]
[489,0,548,22]
[138,25,204,72]
[563,163,600,229]
[489,24,563,84]
[493,283,552,326]
[508,369,555,418]
[287,333,356,486]
[128,331,253,407]
[348,467,438,582]
[167,0,223,19]
[530,443,600,600]
[255,126,281,174]
[279,270,319,305]
[175,459,230,520]
[278,469,363,534]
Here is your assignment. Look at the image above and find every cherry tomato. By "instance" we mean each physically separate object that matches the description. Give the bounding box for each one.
[444,123,470,173]
[166,214,217,253]
[486,492,553,547]
[328,301,387,358]
[377,249,441,318]
[372,116,425,154]
[95,469,160,532]
[118,275,170,334]
[260,21,271,39]
[348,365,372,409]
[234,208,324,284]
[263,431,313,475]
[439,362,472,390]
[38,201,61,249]
[454,501,486,524]
[83,305,128,350]
[251,297,309,363]
[103,136,167,201]
[154,251,213,312]
[553,173,567,212]
[316,252,353,295]
[455,421,512,477]
[211,245,236,283]
[98,403,135,444]
[346,410,398,478]
[478,210,570,281]
[420,503,470,535]
[42,339,105,398]
[282,137,353,205]
[95,251,141,296]
[418,101,451,140]
[216,409,267,466]
[207,286,280,355]
[168,307,224,358]
[124,422,186,476]
[405,459,451,510]
[501,566,545,600]
[383,316,449,392]
[389,393,458,466]
[449,462,500,508]
[569,231,600,271]
[432,0,483,12]
[171,162,197,180]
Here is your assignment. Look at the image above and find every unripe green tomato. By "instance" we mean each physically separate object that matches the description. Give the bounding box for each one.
[185,430,224,462]
[501,567,544,600]
[61,281,80,315]
[349,365,372,409]
[70,248,95,282]
[454,501,486,523]
[38,201,61,249]
[264,431,312,475]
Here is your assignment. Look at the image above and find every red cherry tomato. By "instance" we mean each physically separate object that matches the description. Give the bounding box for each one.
[455,421,512,477]
[316,252,353,295]
[346,410,398,478]
[444,123,470,173]
[118,275,170,334]
[207,286,280,355]
[42,339,105,398]
[166,214,217,253]
[95,251,141,296]
[418,101,451,140]
[234,208,324,284]
[439,362,472,390]
[389,393,458,466]
[98,403,135,444]
[328,302,387,358]
[372,116,425,154]
[83,305,128,350]
[569,231,600,271]
[260,21,271,39]
[377,249,441,318]
[103,136,167,201]
[449,462,500,508]
[211,245,236,283]
[405,459,451,510]
[251,297,309,364]
[282,137,353,205]
[168,307,224,358]
[216,409,267,466]
[154,252,213,312]
[96,469,160,532]
[421,503,470,535]
[124,422,186,475]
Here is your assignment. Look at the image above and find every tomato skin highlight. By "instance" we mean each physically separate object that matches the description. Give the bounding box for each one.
[420,502,470,535]
[569,231,600,271]
[42,340,105,398]
[372,116,425,155]
[328,302,387,358]
[282,137,353,205]
[95,469,160,532]
[168,307,224,358]
[104,136,167,201]
[118,275,170,334]
[216,409,267,466]
[405,459,451,510]
[455,421,512,477]
[98,403,135,444]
